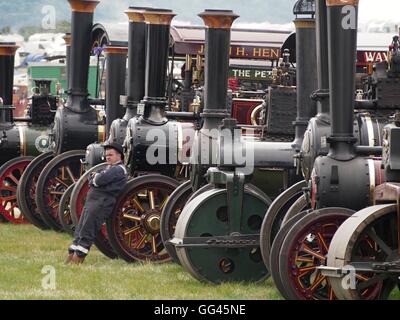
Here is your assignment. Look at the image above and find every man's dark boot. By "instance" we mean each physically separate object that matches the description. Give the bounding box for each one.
[70,253,86,265]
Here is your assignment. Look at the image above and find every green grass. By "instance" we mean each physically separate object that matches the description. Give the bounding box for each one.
[1,224,399,300]
[0,224,280,300]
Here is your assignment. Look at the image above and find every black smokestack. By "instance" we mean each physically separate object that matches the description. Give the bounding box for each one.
[292,0,318,150]
[67,0,99,112]
[62,33,71,92]
[124,7,148,118]
[198,9,239,130]
[0,42,18,124]
[141,9,176,121]
[326,0,359,157]
[316,0,330,117]
[103,45,128,136]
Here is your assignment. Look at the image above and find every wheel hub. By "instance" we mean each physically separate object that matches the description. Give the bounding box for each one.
[142,210,161,234]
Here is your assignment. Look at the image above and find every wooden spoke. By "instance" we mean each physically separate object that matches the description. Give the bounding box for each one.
[152,236,158,254]
[50,191,65,196]
[159,196,169,211]
[65,166,77,183]
[55,177,69,188]
[135,233,148,249]
[302,244,326,262]
[123,225,141,236]
[2,185,17,193]
[317,232,329,254]
[310,272,326,292]
[123,213,141,222]
[366,229,393,256]
[8,174,19,185]
[328,287,335,300]
[149,190,155,210]
[297,266,317,278]
[131,196,145,213]
[2,195,16,202]
[296,256,314,263]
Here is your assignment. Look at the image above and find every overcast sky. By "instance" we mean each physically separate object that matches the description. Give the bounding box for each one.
[359,0,400,21]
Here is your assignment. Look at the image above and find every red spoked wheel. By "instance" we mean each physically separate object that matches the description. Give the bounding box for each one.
[106,174,180,263]
[17,152,54,230]
[70,163,118,259]
[0,157,34,224]
[278,208,389,300]
[36,150,85,231]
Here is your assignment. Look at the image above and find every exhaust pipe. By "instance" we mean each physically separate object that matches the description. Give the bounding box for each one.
[292,1,318,150]
[199,10,239,130]
[315,0,330,118]
[103,44,128,136]
[141,9,176,123]
[66,0,99,112]
[327,0,358,159]
[123,7,149,119]
[62,33,71,92]
[0,42,18,126]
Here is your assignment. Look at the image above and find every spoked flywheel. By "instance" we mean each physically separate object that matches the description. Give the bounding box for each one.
[70,163,118,259]
[58,183,76,235]
[0,157,34,224]
[174,187,271,284]
[17,152,54,229]
[327,204,399,300]
[160,180,193,264]
[35,150,86,231]
[107,174,180,263]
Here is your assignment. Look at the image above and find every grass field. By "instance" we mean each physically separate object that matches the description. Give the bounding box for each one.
[0,224,280,300]
[0,224,399,300]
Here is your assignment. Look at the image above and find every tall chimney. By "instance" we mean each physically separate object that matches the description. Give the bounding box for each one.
[292,0,318,150]
[66,0,99,112]
[141,9,176,122]
[198,10,239,130]
[62,33,71,91]
[103,44,128,136]
[124,7,148,119]
[0,42,18,125]
[326,0,358,158]
[315,0,330,117]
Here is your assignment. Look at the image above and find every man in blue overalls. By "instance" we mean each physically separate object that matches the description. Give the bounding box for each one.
[66,142,128,264]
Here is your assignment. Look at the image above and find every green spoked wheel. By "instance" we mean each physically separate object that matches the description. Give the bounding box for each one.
[58,183,76,235]
[0,157,34,224]
[17,152,54,230]
[160,180,193,265]
[327,204,398,300]
[174,188,271,284]
[36,150,86,231]
[107,174,180,263]
[70,163,118,259]
[260,180,308,271]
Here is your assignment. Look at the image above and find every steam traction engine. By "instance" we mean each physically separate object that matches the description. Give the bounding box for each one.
[0,43,55,224]
[16,0,108,230]
[266,0,400,300]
